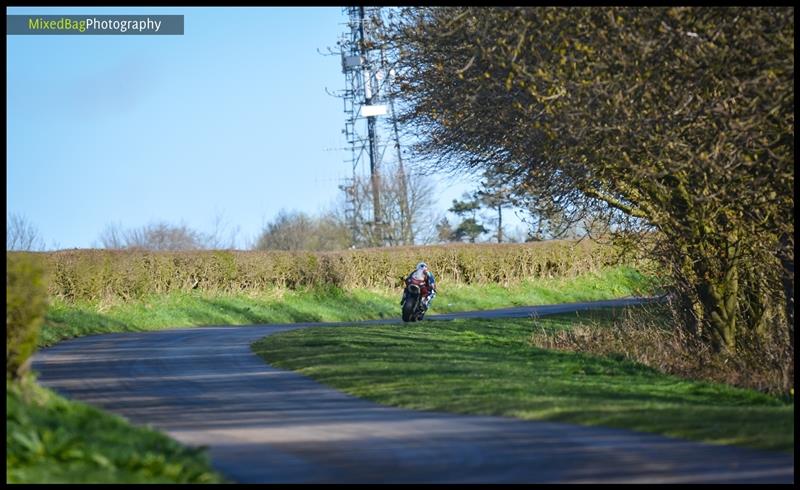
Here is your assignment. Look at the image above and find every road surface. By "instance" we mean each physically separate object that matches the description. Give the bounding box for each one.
[31,298,794,483]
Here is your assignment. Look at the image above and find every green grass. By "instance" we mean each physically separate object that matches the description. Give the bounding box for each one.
[251,310,794,454]
[16,265,658,483]
[433,265,654,311]
[40,266,654,347]
[6,377,227,484]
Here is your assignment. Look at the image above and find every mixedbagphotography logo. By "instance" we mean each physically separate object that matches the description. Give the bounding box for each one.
[7,15,184,35]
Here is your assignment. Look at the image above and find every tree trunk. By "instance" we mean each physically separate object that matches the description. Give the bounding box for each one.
[777,233,794,348]
[694,243,740,353]
[497,204,503,243]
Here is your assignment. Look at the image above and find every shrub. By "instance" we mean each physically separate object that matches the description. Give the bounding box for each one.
[7,253,48,379]
[529,299,794,397]
[14,240,641,304]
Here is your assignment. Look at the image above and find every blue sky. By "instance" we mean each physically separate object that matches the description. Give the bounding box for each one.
[7,6,520,249]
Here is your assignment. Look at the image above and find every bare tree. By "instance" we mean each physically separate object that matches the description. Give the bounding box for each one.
[205,212,241,250]
[346,162,440,246]
[254,209,352,251]
[6,213,46,251]
[96,222,125,249]
[97,221,217,251]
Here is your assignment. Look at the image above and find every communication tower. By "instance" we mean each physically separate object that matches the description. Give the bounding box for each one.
[336,7,408,246]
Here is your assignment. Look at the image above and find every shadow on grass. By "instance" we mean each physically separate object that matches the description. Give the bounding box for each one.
[198,298,325,324]
[42,309,134,345]
[253,319,792,453]
[259,328,670,403]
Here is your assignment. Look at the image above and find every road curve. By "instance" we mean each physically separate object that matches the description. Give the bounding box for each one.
[31,298,794,483]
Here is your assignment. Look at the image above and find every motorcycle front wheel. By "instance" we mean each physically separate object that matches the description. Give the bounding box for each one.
[402,300,415,322]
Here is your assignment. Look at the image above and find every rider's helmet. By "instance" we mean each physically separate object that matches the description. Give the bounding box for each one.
[416,262,427,271]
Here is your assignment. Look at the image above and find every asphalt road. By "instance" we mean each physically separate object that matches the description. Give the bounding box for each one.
[31,298,794,483]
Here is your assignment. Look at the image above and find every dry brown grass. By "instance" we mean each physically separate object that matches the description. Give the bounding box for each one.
[530,298,794,397]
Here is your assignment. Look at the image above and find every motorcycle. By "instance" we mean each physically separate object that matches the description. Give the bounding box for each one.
[401,278,429,322]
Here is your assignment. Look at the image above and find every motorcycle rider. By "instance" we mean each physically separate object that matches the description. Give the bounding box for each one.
[401,262,437,311]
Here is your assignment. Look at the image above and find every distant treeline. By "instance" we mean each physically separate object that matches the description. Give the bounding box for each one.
[9,240,635,304]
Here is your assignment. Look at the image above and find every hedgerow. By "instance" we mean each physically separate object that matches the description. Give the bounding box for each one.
[17,240,632,304]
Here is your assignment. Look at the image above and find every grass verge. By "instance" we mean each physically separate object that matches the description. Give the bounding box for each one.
[6,377,227,483]
[40,266,654,347]
[251,310,794,454]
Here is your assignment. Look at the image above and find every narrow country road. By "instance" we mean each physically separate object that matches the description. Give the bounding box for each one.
[31,298,794,483]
